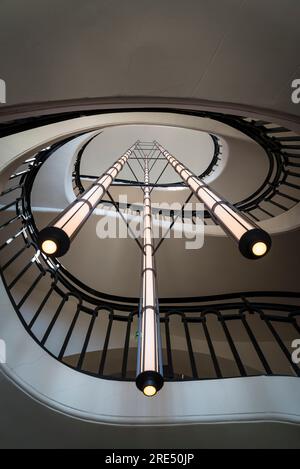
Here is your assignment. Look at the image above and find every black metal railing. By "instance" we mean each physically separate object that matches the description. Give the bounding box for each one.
[73,134,222,195]
[72,114,300,225]
[0,138,300,382]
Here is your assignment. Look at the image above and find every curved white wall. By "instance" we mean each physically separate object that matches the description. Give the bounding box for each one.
[1,282,300,425]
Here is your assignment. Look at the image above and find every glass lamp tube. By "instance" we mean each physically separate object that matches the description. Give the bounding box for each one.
[157,144,271,259]
[136,156,164,396]
[38,145,135,257]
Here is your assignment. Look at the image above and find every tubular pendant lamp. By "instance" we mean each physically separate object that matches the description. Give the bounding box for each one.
[38,145,135,257]
[136,156,164,397]
[157,143,271,259]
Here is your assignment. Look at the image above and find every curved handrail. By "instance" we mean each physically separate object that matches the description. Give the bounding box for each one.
[71,113,300,224]
[0,120,299,383]
[73,133,222,195]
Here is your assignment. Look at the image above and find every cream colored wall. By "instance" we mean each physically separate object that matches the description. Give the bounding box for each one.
[1,0,300,118]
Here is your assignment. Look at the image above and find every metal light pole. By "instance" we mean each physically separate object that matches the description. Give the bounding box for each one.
[157,143,271,259]
[38,144,136,257]
[136,150,164,397]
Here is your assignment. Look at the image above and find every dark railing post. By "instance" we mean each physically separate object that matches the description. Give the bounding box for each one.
[164,315,174,379]
[98,312,114,376]
[121,313,133,379]
[201,315,222,379]
[182,315,198,379]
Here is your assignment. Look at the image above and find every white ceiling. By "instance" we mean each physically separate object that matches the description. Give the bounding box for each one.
[0,0,300,116]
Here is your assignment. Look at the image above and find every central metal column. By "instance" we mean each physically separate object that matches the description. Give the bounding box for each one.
[136,152,164,397]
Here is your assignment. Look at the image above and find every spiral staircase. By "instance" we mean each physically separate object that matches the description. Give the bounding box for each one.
[0,106,299,439]
[1,0,300,449]
[0,111,300,384]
